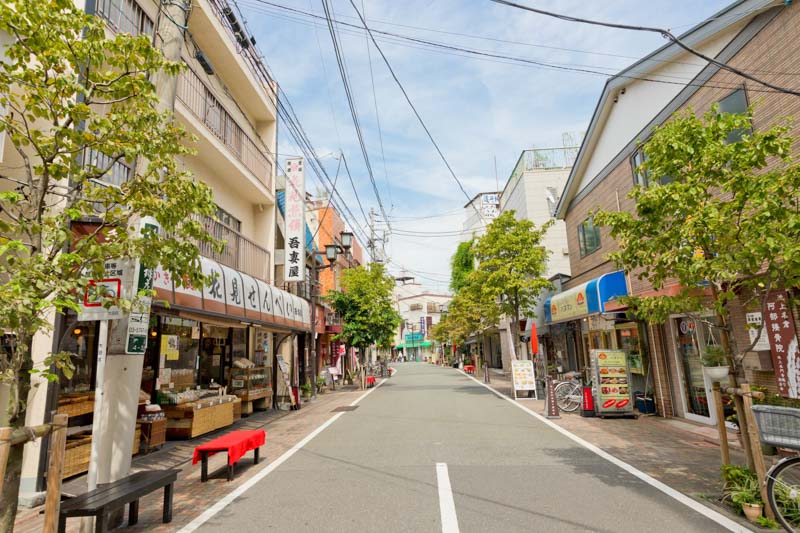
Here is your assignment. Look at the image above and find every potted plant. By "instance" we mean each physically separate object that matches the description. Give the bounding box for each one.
[701,345,730,382]
[300,379,312,400]
[316,375,326,394]
[722,465,763,522]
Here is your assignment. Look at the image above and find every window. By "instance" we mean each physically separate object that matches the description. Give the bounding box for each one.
[717,88,749,144]
[427,303,439,313]
[96,0,154,37]
[409,303,422,311]
[216,205,241,232]
[84,147,131,186]
[578,216,601,257]
[630,148,673,188]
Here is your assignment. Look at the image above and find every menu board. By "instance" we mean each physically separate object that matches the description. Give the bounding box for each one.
[592,350,633,415]
[511,359,537,400]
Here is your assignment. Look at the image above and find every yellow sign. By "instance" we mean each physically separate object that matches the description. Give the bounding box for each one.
[161,335,179,361]
[549,283,589,322]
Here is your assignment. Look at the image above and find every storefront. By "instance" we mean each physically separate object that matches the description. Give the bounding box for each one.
[544,271,629,378]
[52,256,312,479]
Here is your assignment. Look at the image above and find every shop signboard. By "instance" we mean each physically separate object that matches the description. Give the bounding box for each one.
[201,257,225,314]
[763,291,800,398]
[591,349,634,415]
[124,218,159,354]
[284,157,305,282]
[549,284,589,323]
[242,273,261,318]
[511,359,537,400]
[78,258,130,321]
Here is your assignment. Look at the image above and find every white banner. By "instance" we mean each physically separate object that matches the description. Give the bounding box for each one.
[284,157,305,282]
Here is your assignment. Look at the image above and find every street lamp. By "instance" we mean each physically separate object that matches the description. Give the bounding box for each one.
[310,231,354,396]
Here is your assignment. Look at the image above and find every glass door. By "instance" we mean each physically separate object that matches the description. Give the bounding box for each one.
[676,317,710,419]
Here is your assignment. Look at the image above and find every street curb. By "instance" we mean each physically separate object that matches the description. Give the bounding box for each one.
[458,370,753,533]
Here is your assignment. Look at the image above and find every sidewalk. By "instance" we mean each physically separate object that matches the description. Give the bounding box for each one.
[14,385,370,532]
[477,368,752,525]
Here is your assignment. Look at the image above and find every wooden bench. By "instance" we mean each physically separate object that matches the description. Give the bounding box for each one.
[58,469,178,533]
[192,429,265,482]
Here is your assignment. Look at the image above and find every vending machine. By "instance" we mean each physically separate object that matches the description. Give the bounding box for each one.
[590,349,635,417]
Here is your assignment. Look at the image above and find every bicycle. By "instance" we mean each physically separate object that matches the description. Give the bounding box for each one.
[553,372,583,412]
[752,404,800,531]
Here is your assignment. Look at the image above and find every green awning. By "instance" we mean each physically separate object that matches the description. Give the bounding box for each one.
[394,341,433,349]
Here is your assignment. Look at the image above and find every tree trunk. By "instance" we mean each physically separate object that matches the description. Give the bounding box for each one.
[1,335,33,533]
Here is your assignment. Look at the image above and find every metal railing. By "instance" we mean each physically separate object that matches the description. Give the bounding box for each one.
[509,147,580,184]
[284,281,313,301]
[325,312,342,326]
[83,147,132,187]
[176,67,273,189]
[196,216,271,283]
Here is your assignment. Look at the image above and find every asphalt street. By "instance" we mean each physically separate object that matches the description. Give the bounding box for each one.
[195,363,732,533]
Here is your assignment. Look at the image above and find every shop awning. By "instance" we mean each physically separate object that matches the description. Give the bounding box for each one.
[394,341,433,349]
[544,270,628,324]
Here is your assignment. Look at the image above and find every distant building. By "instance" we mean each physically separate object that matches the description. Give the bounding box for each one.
[462,192,501,238]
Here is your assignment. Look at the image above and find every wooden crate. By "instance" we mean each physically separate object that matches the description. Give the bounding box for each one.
[139,418,167,452]
[165,400,234,439]
[63,434,92,479]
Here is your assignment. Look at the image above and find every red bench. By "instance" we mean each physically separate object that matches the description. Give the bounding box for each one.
[192,429,265,482]
[366,376,376,388]
[464,365,476,375]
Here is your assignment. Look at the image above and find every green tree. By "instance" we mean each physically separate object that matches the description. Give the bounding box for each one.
[449,240,474,294]
[326,263,401,363]
[471,211,553,356]
[594,106,800,367]
[0,1,217,524]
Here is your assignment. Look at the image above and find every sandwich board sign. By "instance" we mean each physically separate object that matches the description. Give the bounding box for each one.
[511,359,537,400]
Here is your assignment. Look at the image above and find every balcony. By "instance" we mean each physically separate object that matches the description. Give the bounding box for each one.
[284,281,313,301]
[325,312,342,333]
[176,67,273,192]
[196,216,271,283]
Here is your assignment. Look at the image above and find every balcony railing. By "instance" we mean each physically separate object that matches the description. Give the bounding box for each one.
[176,67,273,189]
[96,0,154,37]
[325,312,342,326]
[196,216,271,283]
[284,281,313,301]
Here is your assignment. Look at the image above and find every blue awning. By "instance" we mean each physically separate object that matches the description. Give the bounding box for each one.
[544,270,628,324]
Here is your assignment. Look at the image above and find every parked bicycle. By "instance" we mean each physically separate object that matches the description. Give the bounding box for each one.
[752,404,800,531]
[554,372,583,412]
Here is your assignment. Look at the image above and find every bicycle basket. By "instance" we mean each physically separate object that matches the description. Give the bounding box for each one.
[751,405,800,450]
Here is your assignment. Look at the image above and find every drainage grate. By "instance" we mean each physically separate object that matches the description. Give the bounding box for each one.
[332,406,359,412]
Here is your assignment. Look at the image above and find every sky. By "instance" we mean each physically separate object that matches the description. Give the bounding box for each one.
[238,0,732,292]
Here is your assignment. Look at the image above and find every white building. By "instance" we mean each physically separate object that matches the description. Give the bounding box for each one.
[392,281,451,362]
[462,192,501,238]
[493,147,575,369]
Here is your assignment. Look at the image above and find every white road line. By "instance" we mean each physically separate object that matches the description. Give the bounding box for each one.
[460,371,751,533]
[436,462,460,533]
[177,377,389,533]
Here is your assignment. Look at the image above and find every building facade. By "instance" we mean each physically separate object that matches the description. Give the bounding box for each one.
[1,0,317,499]
[392,283,452,363]
[550,0,800,423]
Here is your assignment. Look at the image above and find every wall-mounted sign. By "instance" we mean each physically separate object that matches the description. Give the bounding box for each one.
[284,157,305,282]
[764,291,800,398]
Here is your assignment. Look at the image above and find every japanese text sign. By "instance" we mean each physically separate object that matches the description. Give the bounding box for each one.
[284,157,305,282]
[764,291,800,398]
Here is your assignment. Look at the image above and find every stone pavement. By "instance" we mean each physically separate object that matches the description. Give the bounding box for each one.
[13,385,371,533]
[477,367,752,524]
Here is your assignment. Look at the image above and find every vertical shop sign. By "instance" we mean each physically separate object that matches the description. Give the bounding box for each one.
[420,316,426,337]
[764,291,800,398]
[125,217,159,354]
[284,157,305,282]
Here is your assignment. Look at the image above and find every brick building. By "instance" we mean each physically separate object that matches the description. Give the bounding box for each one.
[548,0,800,424]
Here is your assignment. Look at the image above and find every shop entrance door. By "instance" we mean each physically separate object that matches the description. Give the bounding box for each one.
[673,317,731,425]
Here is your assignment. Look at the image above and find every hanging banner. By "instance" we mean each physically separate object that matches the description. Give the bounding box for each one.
[284,157,305,282]
[764,291,800,398]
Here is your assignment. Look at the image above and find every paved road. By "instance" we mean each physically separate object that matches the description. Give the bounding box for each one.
[196,363,731,532]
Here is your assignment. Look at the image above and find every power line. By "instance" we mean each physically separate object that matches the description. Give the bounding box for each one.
[340,152,370,228]
[488,0,800,97]
[238,0,796,93]
[361,0,393,211]
[320,0,392,232]
[345,0,486,226]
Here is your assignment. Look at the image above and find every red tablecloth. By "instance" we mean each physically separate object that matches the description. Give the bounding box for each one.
[192,429,265,466]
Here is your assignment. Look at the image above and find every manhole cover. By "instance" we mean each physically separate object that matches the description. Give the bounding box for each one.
[332,406,359,412]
